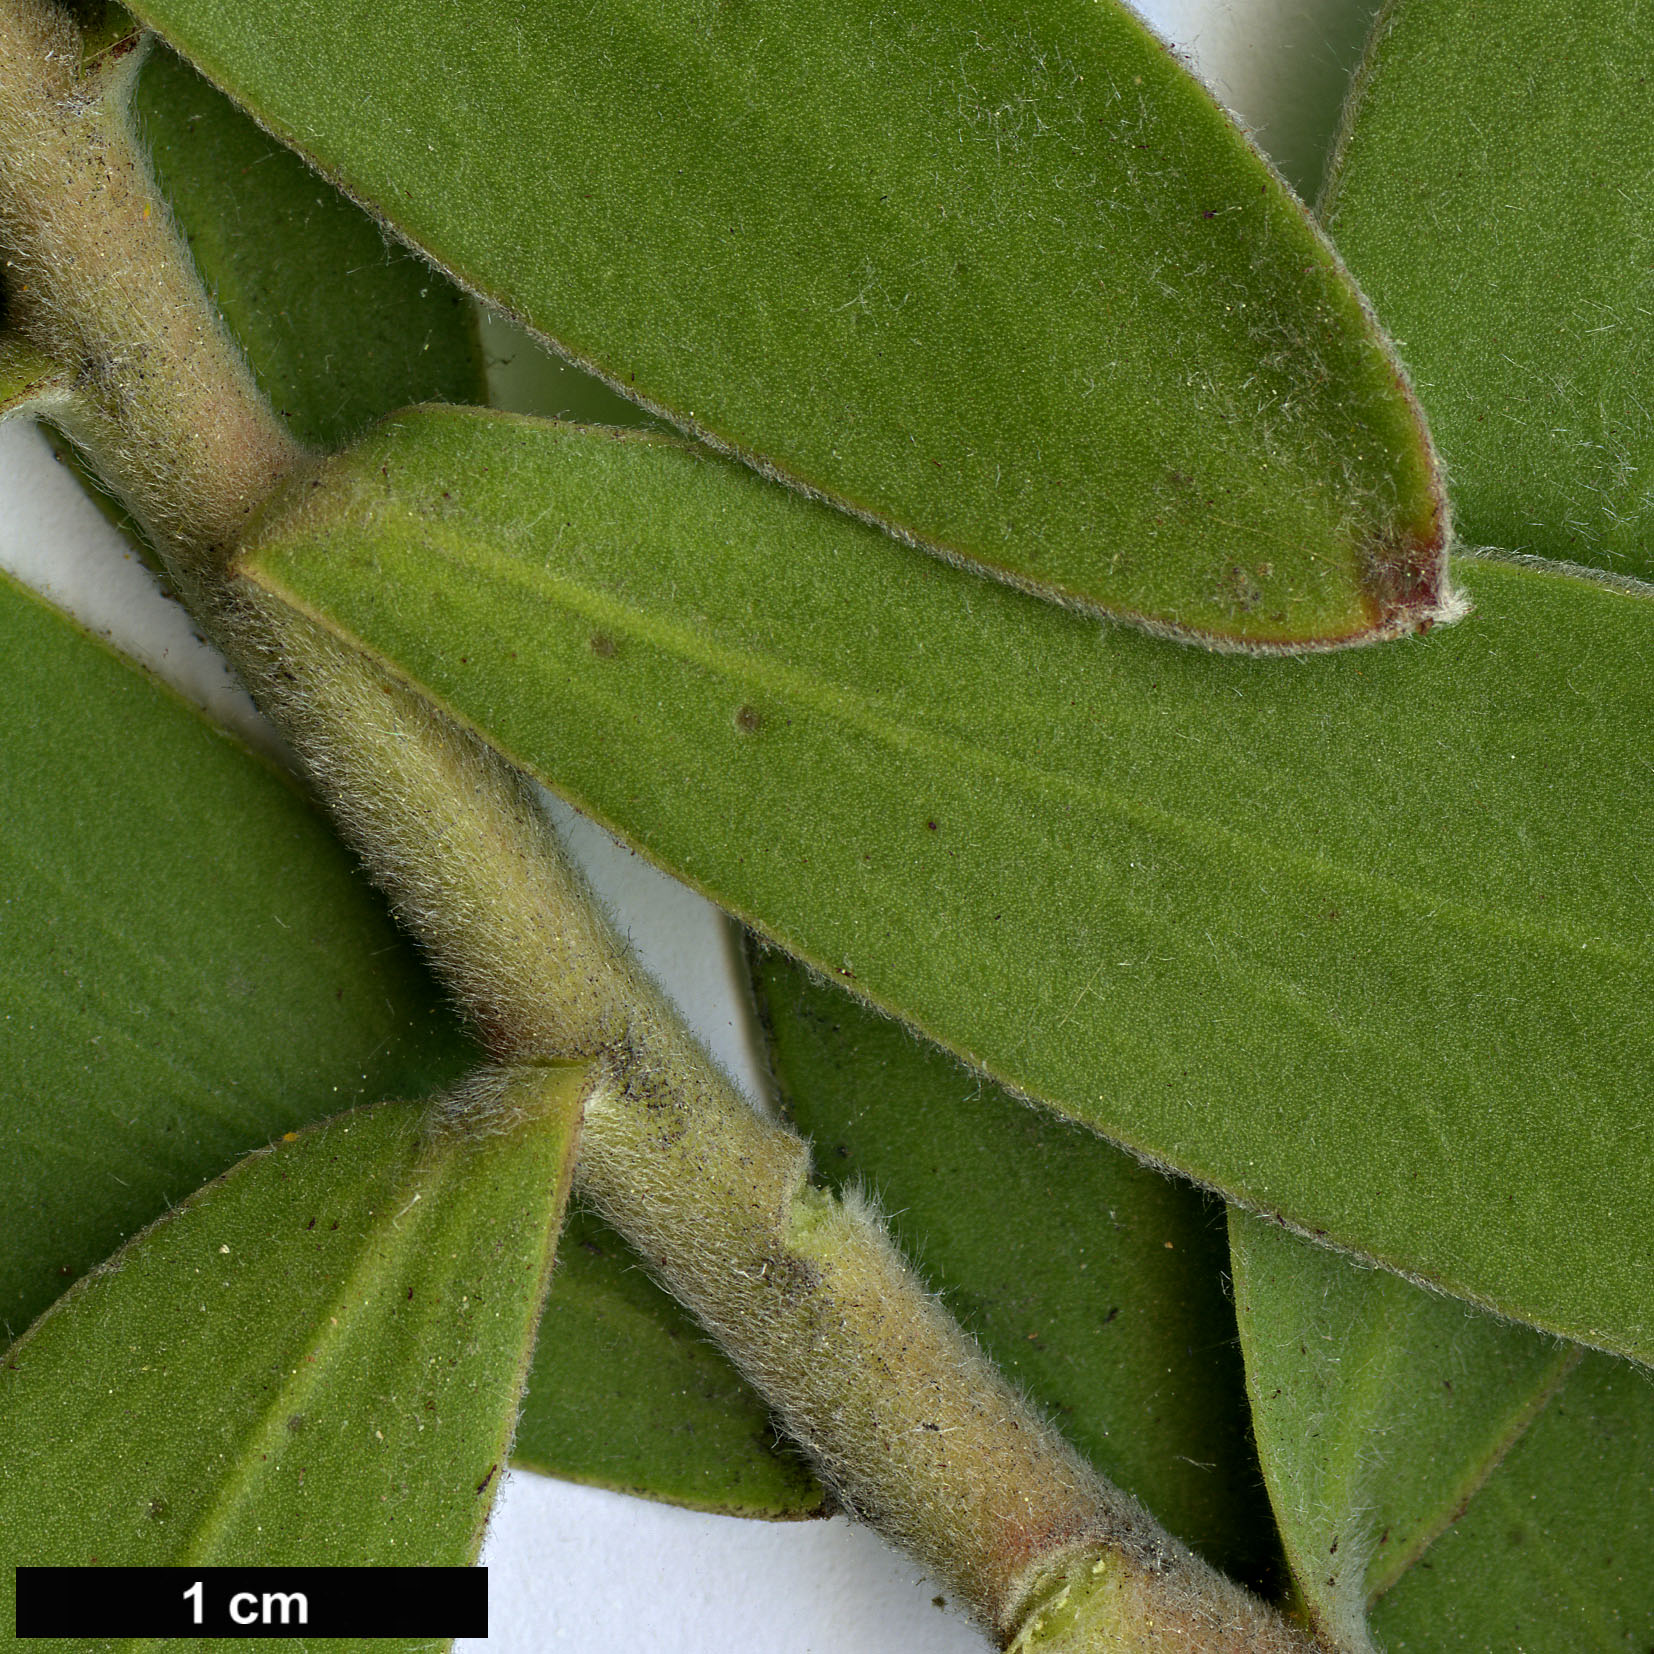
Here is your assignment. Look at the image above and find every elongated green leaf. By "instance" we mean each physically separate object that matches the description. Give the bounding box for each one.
[1323,0,1654,577]
[0,1065,584,1643]
[1368,1353,1654,1652]
[0,569,477,1343]
[131,41,485,453]
[1229,1213,1576,1648]
[240,407,1654,1364]
[515,1207,824,1519]
[129,0,1446,647]
[753,950,1276,1587]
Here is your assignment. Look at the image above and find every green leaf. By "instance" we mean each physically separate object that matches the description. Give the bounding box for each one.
[752,949,1277,1587]
[515,1207,824,1519]
[131,41,485,453]
[1323,0,1654,577]
[0,332,71,417]
[1229,1212,1577,1648]
[0,1064,585,1637]
[128,0,1447,647]
[0,568,478,1343]
[239,406,1654,1364]
[1368,1353,1654,1653]
[477,311,651,432]
[66,1,140,68]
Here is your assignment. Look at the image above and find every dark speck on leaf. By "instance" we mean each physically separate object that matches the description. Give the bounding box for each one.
[735,704,762,733]
[589,632,617,658]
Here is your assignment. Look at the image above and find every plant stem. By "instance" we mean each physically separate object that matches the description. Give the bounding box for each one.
[0,4,1330,1646]
[0,0,297,575]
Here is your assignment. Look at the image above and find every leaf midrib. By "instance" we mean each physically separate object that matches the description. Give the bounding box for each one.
[164,1143,461,1572]
[253,507,1644,982]
[1364,1342,1580,1605]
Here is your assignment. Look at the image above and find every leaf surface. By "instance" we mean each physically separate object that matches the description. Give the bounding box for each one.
[1323,0,1654,576]
[514,1207,824,1519]
[240,407,1654,1362]
[0,334,69,416]
[70,1,140,67]
[0,1066,585,1647]
[1229,1212,1576,1648]
[131,42,485,453]
[0,570,476,1343]
[127,0,1447,646]
[1368,1353,1654,1653]
[754,950,1277,1587]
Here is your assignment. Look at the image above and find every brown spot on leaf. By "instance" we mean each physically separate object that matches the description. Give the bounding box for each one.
[1215,563,1262,614]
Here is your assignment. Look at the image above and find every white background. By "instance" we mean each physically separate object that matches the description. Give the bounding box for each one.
[0,0,1378,1647]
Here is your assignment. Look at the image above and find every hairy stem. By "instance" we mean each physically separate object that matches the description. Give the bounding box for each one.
[0,0,298,575]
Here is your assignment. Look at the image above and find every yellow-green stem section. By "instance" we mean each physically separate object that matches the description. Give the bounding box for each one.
[0,0,297,571]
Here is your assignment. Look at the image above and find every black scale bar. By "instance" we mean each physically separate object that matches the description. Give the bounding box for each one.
[14,1566,487,1637]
